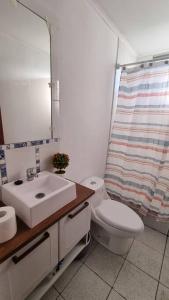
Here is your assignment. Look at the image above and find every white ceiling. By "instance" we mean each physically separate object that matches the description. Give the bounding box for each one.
[94,0,169,57]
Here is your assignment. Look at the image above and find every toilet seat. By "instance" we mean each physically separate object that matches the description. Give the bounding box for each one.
[95,200,143,234]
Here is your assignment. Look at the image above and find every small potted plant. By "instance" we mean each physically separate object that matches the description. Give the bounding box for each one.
[53,153,69,175]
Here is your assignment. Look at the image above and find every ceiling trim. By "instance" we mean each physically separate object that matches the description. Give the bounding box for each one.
[87,0,137,57]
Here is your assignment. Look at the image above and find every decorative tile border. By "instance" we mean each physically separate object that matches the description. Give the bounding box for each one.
[0,149,7,184]
[0,138,59,185]
[35,146,40,174]
[0,138,58,150]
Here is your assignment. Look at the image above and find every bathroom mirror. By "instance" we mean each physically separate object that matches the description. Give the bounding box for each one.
[0,0,51,144]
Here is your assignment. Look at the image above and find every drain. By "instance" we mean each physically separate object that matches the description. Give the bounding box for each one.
[35,193,45,199]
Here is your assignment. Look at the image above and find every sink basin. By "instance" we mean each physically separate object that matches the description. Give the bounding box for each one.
[2,171,77,228]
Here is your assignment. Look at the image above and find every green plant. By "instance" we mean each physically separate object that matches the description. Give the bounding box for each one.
[53,153,69,174]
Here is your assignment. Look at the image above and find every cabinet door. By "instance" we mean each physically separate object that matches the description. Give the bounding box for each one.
[0,272,11,300]
[48,222,59,269]
[59,201,91,260]
[8,232,51,300]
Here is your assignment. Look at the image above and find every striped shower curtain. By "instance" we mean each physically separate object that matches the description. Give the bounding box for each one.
[105,61,169,221]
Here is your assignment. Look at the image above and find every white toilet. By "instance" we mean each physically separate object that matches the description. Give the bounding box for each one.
[81,176,144,255]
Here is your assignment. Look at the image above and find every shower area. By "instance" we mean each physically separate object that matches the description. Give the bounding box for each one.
[105,55,169,233]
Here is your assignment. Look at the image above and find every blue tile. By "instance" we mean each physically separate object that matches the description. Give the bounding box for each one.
[0,150,5,160]
[31,141,37,146]
[0,163,6,169]
[36,167,40,173]
[35,147,40,153]
[0,138,59,184]
[1,165,7,177]
[14,142,27,148]
[2,138,57,150]
[31,140,43,146]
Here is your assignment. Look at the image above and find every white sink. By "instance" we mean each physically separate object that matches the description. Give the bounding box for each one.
[2,171,77,228]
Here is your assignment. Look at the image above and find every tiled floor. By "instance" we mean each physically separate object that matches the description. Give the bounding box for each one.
[42,226,169,300]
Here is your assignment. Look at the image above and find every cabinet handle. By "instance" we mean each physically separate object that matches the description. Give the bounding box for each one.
[68,202,89,219]
[12,232,50,264]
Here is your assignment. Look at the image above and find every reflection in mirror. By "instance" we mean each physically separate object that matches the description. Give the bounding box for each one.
[0,0,51,144]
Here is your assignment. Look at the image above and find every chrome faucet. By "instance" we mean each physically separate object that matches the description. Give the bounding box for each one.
[26,168,37,181]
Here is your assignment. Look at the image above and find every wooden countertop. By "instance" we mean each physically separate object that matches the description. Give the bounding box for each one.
[0,183,94,264]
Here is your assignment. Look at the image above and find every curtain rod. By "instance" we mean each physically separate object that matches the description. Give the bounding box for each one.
[116,56,169,69]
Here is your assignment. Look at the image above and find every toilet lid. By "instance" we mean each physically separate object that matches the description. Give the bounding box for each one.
[95,200,143,233]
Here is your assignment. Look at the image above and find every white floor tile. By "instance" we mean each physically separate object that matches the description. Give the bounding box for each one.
[127,240,163,279]
[62,264,111,300]
[137,226,166,254]
[165,238,169,257]
[156,284,169,300]
[78,238,98,263]
[54,259,82,293]
[41,287,59,300]
[114,261,158,300]
[160,256,169,288]
[107,289,125,300]
[85,244,124,286]
[143,216,169,235]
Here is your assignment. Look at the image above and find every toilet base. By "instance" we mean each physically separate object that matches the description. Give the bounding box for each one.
[91,221,133,255]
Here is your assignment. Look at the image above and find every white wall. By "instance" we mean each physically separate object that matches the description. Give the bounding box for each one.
[137,51,169,62]
[93,0,169,58]
[18,0,137,183]
[53,0,118,182]
[117,38,137,64]
[1,0,136,185]
[4,0,166,234]
[56,2,138,182]
[4,143,59,182]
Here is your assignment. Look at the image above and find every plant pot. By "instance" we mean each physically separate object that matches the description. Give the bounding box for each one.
[54,169,65,177]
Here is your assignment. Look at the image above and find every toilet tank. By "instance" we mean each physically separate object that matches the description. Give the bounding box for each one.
[81,177,106,207]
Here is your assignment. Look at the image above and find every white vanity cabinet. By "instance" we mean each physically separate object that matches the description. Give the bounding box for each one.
[59,201,91,260]
[8,232,51,300]
[0,223,58,300]
[0,263,11,300]
[0,192,93,300]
